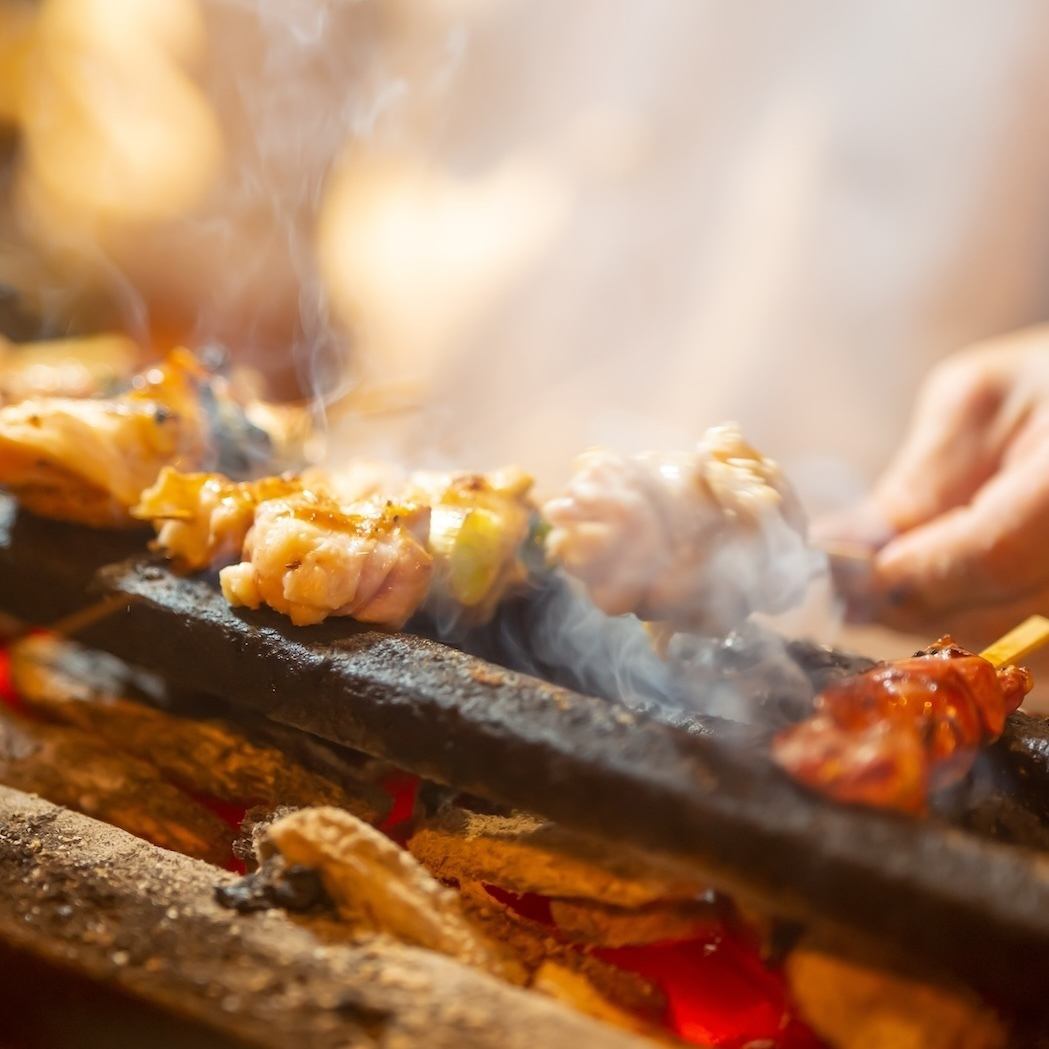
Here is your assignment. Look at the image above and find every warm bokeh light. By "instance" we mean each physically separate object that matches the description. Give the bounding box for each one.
[15,0,222,237]
[318,151,568,391]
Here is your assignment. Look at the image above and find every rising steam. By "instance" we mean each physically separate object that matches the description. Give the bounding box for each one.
[0,0,865,690]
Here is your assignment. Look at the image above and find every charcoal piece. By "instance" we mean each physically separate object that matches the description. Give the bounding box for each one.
[0,704,231,865]
[458,886,667,1024]
[232,804,298,873]
[784,638,876,687]
[785,945,1006,1049]
[408,805,703,906]
[0,787,652,1049]
[11,635,388,820]
[933,729,1049,853]
[216,860,328,915]
[992,711,1049,823]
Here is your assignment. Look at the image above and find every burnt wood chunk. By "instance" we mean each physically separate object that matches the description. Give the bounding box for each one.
[10,634,389,821]
[407,805,704,906]
[0,705,231,865]
[0,787,657,1049]
[5,496,1049,1016]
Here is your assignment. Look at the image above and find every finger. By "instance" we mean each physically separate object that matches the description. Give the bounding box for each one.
[811,500,894,550]
[866,359,1012,534]
[872,448,1049,614]
[812,361,1010,555]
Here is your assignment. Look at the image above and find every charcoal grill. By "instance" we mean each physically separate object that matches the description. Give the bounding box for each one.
[3,493,1049,1019]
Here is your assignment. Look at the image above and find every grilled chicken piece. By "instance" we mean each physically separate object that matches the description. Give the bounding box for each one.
[133,467,303,570]
[773,638,1033,813]
[0,334,142,404]
[138,462,532,629]
[323,462,536,625]
[543,423,810,635]
[219,490,433,628]
[0,348,213,526]
[0,347,307,528]
[407,467,535,624]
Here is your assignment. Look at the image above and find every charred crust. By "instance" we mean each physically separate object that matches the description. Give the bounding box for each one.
[215,860,329,915]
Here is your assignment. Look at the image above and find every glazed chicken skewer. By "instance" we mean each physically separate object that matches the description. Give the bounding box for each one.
[773,616,1049,814]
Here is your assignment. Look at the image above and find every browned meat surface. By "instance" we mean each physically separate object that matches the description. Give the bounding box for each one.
[543,423,810,634]
[0,348,212,526]
[219,491,434,628]
[133,467,303,569]
[773,637,1032,813]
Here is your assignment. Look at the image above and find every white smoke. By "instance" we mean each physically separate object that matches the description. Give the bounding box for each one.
[12,0,1017,668]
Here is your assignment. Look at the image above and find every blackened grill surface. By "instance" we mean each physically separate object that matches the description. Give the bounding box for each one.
[3,494,1049,1015]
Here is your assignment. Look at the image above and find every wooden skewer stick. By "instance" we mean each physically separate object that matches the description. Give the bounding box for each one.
[980,614,1049,669]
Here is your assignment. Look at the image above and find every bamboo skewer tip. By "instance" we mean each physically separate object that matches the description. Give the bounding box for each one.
[980,614,1049,669]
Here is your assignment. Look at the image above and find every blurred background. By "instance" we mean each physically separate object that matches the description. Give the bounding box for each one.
[3,0,1049,654]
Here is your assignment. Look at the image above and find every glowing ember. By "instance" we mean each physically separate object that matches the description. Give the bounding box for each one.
[0,643,822,1046]
[600,939,824,1048]
[379,772,421,841]
[0,647,19,712]
[483,885,555,925]
[479,866,824,1047]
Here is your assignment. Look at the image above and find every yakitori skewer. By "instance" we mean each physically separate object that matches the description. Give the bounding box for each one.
[980,614,1049,668]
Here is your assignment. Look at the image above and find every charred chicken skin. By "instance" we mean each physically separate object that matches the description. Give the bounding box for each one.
[772,638,1033,813]
[0,348,212,527]
[0,347,293,528]
[219,491,434,629]
[543,424,810,634]
[133,467,303,570]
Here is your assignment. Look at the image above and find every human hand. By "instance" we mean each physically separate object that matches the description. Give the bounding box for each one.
[817,325,1049,646]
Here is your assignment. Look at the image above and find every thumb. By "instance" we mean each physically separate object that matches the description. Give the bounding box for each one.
[821,356,1013,552]
[870,367,1007,534]
[815,356,1013,569]
[873,453,1049,614]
